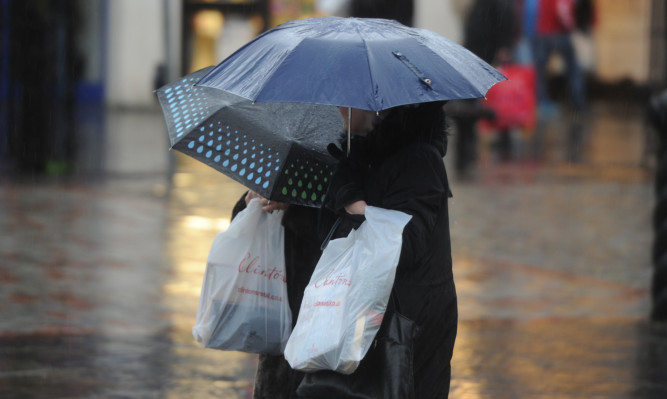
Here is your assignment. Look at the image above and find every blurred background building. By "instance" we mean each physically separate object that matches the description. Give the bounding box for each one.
[1,0,665,177]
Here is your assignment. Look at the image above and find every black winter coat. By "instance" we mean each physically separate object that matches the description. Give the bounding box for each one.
[322,136,458,399]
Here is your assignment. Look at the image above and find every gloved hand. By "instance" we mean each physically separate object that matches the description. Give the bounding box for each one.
[325,136,369,214]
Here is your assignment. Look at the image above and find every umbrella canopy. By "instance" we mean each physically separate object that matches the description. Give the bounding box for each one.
[196,17,506,111]
[157,67,342,207]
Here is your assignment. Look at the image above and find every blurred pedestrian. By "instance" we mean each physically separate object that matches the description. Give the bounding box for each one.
[451,0,519,174]
[349,0,414,26]
[464,0,520,66]
[531,0,586,112]
[516,0,539,64]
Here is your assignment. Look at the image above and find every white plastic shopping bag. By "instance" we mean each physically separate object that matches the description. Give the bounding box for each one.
[284,206,412,374]
[192,198,291,355]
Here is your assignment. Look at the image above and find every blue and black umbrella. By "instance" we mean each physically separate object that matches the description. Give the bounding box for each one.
[156,67,342,207]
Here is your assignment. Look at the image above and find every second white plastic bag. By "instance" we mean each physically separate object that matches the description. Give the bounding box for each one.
[284,206,412,374]
[192,198,291,355]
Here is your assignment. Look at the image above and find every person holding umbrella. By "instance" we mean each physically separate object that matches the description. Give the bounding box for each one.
[314,101,456,398]
[238,101,457,399]
[172,16,504,398]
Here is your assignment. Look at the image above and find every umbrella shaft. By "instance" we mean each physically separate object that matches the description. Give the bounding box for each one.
[347,107,351,157]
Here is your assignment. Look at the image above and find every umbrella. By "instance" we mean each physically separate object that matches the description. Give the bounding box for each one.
[196,16,506,112]
[156,67,343,207]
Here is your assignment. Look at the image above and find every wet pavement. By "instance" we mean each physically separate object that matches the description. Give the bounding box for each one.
[1,100,667,398]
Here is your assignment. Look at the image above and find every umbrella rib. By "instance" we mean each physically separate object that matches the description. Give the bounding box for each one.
[354,23,380,111]
[251,50,299,102]
[200,37,300,103]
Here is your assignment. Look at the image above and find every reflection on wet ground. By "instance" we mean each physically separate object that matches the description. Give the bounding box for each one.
[453,319,667,399]
[0,330,257,398]
[1,101,666,398]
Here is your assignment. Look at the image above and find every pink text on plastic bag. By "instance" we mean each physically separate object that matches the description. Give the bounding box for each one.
[313,268,352,288]
[238,252,287,283]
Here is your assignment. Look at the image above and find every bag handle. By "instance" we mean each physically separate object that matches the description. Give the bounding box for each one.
[320,216,342,250]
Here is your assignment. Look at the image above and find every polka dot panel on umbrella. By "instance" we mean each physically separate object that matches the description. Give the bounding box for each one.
[164,75,212,138]
[183,120,281,192]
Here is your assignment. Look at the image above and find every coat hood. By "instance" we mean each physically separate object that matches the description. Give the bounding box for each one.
[352,101,448,164]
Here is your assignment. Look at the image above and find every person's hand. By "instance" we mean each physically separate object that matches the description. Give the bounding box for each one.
[344,200,366,215]
[259,198,289,212]
[245,190,262,205]
[325,136,369,214]
[245,190,288,212]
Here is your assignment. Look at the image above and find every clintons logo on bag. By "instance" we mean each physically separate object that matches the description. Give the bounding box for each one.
[314,300,340,307]
[313,268,352,289]
[238,252,286,283]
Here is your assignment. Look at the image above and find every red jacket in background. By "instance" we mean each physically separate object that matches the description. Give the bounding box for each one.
[537,0,575,35]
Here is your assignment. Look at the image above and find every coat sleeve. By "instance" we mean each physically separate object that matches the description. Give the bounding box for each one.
[231,192,248,220]
[377,144,449,270]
